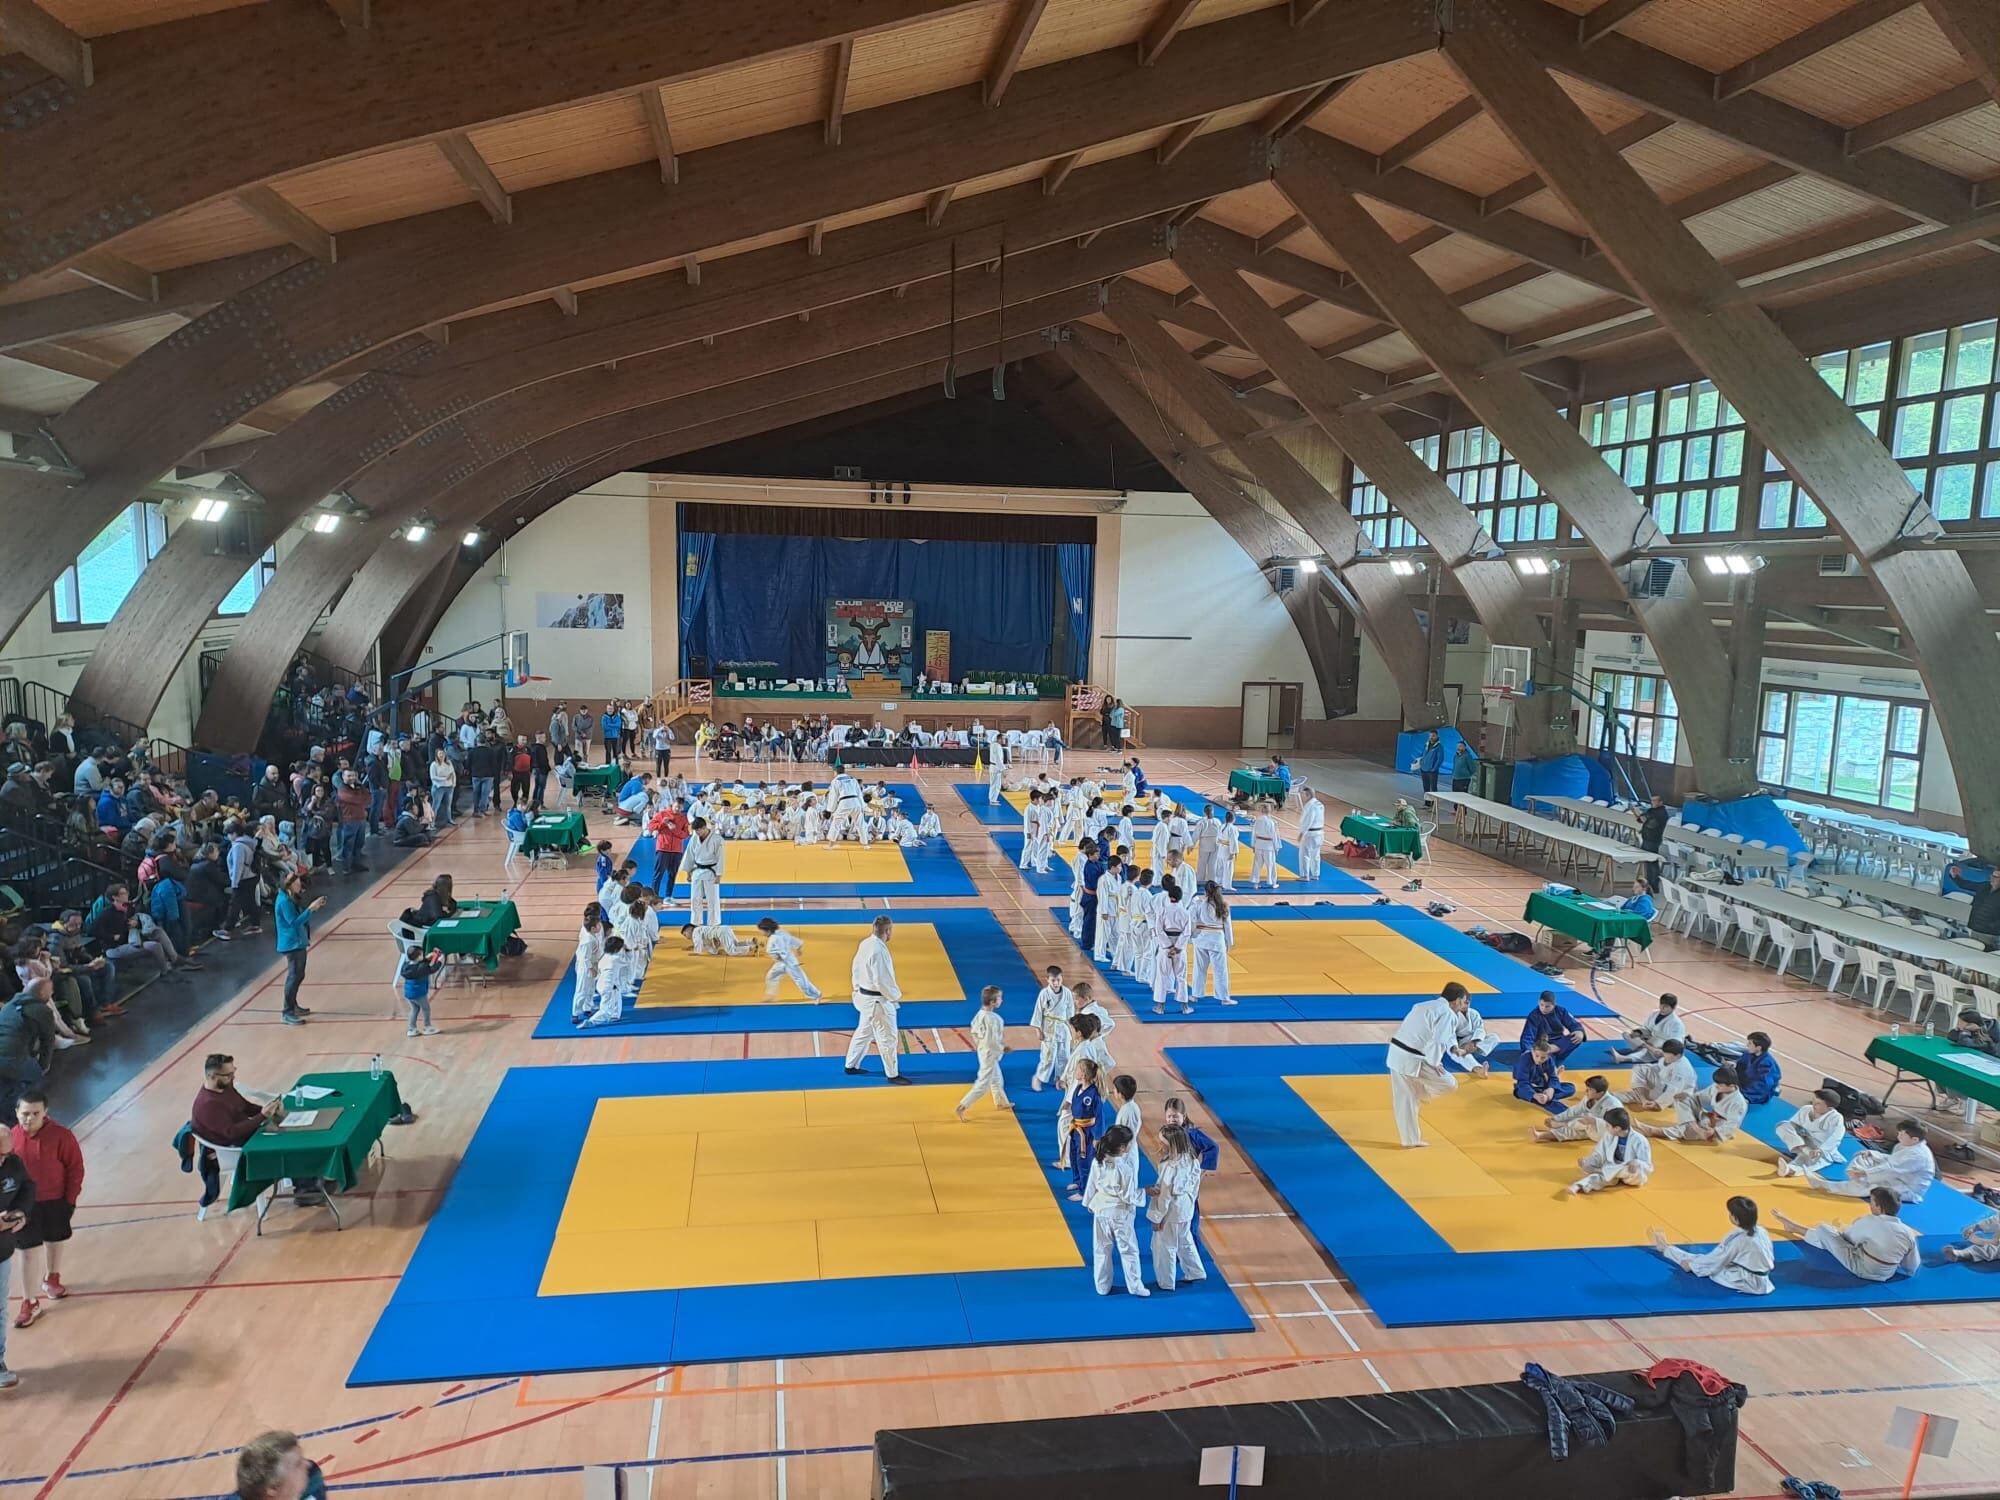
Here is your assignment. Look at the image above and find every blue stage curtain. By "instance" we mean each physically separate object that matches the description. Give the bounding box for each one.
[679,532,1088,679]
[676,522,716,678]
[1056,542,1093,682]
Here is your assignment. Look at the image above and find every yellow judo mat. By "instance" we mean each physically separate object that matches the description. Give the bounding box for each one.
[635,921,963,1008]
[697,840,913,885]
[541,1087,1082,1295]
[1286,1070,1873,1253]
[1168,917,1500,997]
[1004,786,1161,817]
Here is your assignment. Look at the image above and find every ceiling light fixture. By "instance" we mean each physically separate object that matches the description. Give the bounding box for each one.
[311,513,340,534]
[1515,555,1552,576]
[405,524,428,542]
[189,497,229,522]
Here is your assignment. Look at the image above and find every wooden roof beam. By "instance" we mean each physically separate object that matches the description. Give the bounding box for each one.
[925,186,957,228]
[1921,0,2000,109]
[1714,0,1913,100]
[436,133,512,224]
[984,0,1049,106]
[1138,0,1203,66]
[1377,97,1482,172]
[1043,152,1082,195]
[1844,81,1990,155]
[322,0,369,26]
[1157,115,1211,165]
[1262,77,1353,140]
[66,249,156,303]
[1291,0,1335,23]
[1482,110,1668,214]
[825,37,854,145]
[236,185,336,264]
[549,287,579,316]
[638,87,679,185]
[1579,0,1661,46]
[0,0,91,88]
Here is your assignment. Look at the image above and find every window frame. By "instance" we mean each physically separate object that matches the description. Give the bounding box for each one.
[1756,685,1927,814]
[49,501,169,632]
[1585,669,1681,765]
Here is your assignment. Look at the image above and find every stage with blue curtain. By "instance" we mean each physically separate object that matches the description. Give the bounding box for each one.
[677,502,1091,681]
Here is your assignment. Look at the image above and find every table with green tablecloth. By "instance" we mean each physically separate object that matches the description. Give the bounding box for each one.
[1340,813,1424,858]
[573,764,621,798]
[1523,889,1654,950]
[1864,1032,2000,1115]
[423,899,522,970]
[522,810,589,854]
[1229,769,1287,801]
[228,1070,403,1214]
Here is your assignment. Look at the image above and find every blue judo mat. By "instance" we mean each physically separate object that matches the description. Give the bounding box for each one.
[1171,1041,2000,1326]
[350,1055,1251,1385]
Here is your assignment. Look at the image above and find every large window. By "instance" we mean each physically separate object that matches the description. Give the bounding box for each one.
[1587,670,1679,762]
[1581,380,1745,536]
[1884,319,1997,524]
[1757,687,1924,812]
[1444,424,1557,543]
[52,502,167,627]
[1348,433,1436,550]
[216,547,279,616]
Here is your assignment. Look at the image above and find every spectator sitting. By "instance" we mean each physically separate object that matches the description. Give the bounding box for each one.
[392,797,435,847]
[413,874,459,928]
[95,778,130,836]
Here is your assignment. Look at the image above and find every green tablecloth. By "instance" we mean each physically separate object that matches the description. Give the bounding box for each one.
[1340,813,1424,857]
[1523,890,1654,949]
[1864,1033,2000,1111]
[423,899,521,969]
[522,810,589,853]
[229,1070,403,1211]
[1229,770,1287,800]
[573,765,621,794]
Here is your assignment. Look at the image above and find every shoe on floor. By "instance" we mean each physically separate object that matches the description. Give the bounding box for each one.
[12,1298,37,1329]
[52,1035,76,1049]
[0,1367,18,1390]
[42,1275,66,1300]
[281,1011,305,1026]
[421,1025,439,1036]
[406,1027,418,1038]
[292,1006,312,1017]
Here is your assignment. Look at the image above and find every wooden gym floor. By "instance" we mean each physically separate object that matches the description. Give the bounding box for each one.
[7,747,1998,1499]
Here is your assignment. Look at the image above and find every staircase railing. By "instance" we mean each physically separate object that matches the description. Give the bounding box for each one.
[1064,682,1139,750]
[649,679,714,728]
[14,678,190,779]
[0,804,125,919]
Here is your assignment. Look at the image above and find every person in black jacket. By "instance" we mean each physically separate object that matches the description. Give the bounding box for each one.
[250,765,293,824]
[0,1139,35,1387]
[467,734,502,818]
[186,843,232,945]
[1635,795,1671,893]
[414,874,460,927]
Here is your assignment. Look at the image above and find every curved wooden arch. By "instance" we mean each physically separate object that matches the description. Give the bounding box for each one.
[67,132,1264,726]
[0,2,1436,665]
[1,0,990,287]
[195,313,1061,749]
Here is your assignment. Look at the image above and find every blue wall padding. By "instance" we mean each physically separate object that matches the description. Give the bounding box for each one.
[1394,727,1469,777]
[1509,753,1590,810]
[1680,792,1809,857]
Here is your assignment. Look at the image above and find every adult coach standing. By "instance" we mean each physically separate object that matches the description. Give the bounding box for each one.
[843,916,908,1083]
[683,816,726,928]
[1386,982,1482,1147]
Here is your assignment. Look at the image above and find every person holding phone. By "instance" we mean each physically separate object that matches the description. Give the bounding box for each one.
[274,873,327,1027]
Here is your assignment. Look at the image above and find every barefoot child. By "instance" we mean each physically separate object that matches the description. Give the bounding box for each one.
[1065,1059,1103,1199]
[757,918,821,999]
[956,986,1011,1120]
[1084,1124,1149,1297]
[1029,966,1074,1092]
[1147,1124,1208,1291]
[1055,1016,1113,1170]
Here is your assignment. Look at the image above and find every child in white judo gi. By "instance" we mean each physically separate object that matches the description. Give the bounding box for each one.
[1152,881,1191,1015]
[1073,981,1116,1066]
[796,795,826,845]
[1622,1038,1697,1111]
[955,985,1011,1120]
[1614,993,1687,1062]
[1215,815,1242,892]
[1805,1118,1935,1202]
[915,805,942,839]
[1148,1123,1208,1292]
[1774,1088,1848,1176]
[1067,839,1095,938]
[1248,801,1282,890]
[1092,855,1124,966]
[1651,1196,1775,1295]
[1773,1188,1921,1281]
[572,904,606,1023]
[1531,1074,1621,1142]
[1296,793,1326,879]
[1568,1108,1653,1193]
[756,917,820,999]
[1943,1211,2000,1263]
[986,741,1006,805]
[1082,1124,1149,1297]
[827,774,871,845]
[887,809,921,847]
[1637,1064,1747,1144]
[581,936,631,1027]
[1385,983,1483,1147]
[1110,1073,1140,1139]
[1029,966,1075,1091]
[1188,882,1235,1008]
[682,922,760,956]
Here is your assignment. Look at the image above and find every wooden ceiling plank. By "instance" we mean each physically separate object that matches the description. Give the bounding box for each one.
[1482,111,1667,215]
[1578,0,1660,47]
[1921,0,2000,108]
[436,133,512,224]
[638,87,679,185]
[825,37,854,145]
[1157,114,1212,165]
[0,0,91,88]
[1844,81,1991,155]
[66,249,156,303]
[1257,213,1308,254]
[235,184,336,264]
[1291,0,1335,24]
[984,0,1050,107]
[1138,0,1204,67]
[1713,0,1914,99]
[322,0,370,27]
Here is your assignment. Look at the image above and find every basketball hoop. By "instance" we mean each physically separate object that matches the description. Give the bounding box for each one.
[1480,683,1519,702]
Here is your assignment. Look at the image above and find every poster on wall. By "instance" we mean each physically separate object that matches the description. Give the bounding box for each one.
[536,592,626,629]
[825,598,915,687]
[924,630,951,682]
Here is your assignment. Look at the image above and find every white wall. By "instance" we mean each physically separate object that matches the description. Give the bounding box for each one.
[1107,490,1328,719]
[420,473,657,718]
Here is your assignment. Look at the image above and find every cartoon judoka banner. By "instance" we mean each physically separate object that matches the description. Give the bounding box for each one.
[825,598,915,686]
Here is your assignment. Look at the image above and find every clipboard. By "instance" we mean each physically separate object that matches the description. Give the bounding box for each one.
[273,1106,344,1135]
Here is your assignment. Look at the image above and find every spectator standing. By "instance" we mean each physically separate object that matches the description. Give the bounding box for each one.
[9,1089,81,1327]
[429,748,458,827]
[333,771,371,873]
[467,733,500,817]
[600,704,624,766]
[571,705,594,764]
[274,873,324,1027]
[226,820,262,935]
[0,1136,33,1388]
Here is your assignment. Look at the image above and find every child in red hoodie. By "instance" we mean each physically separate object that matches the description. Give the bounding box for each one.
[10,1088,83,1327]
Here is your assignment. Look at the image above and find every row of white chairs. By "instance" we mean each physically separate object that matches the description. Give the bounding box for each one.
[1656,876,2000,1033]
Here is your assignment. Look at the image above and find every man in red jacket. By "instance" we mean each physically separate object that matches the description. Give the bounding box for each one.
[647,802,691,900]
[10,1088,82,1327]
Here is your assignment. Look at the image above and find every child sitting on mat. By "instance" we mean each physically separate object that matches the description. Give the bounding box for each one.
[681,923,761,957]
[1651,1196,1774,1295]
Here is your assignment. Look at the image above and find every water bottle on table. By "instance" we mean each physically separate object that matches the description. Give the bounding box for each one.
[371,1053,383,1082]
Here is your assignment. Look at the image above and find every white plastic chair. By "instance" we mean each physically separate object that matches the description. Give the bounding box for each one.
[1809,929,1858,994]
[1850,945,1895,1007]
[1763,918,1811,983]
[1657,879,1693,937]
[192,1133,244,1223]
[1697,891,1738,949]
[1728,903,1769,964]
[1881,956,1942,1024]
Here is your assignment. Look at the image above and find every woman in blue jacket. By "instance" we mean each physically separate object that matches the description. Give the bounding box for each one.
[274,872,326,1027]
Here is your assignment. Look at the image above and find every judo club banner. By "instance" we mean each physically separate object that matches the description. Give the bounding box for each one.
[924,630,951,682]
[825,598,914,686]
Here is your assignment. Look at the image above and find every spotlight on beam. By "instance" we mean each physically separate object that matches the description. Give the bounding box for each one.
[1701,552,1761,575]
[405,524,429,542]
[189,496,230,522]
[1514,554,1552,576]
[1389,558,1421,577]
[311,513,340,533]
[1297,557,1319,575]
[462,530,483,547]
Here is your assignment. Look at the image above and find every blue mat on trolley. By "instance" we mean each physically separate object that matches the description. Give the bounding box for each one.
[349,1054,1252,1385]
[531,905,1041,1038]
[1061,900,1613,1025]
[1169,1042,2000,1327]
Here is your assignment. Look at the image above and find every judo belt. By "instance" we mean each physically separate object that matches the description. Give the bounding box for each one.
[858,987,884,997]
[691,863,717,874]
[1391,1038,1425,1056]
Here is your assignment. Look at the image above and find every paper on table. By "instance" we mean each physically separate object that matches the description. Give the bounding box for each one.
[433,918,460,928]
[1941,1050,2000,1078]
[294,1085,335,1101]
[278,1111,320,1129]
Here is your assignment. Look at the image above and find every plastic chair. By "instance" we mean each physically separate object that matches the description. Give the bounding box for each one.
[1881,957,1943,1025]
[1697,891,1738,949]
[191,1133,244,1223]
[1809,929,1858,994]
[1727,903,1769,965]
[1850,945,1895,1007]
